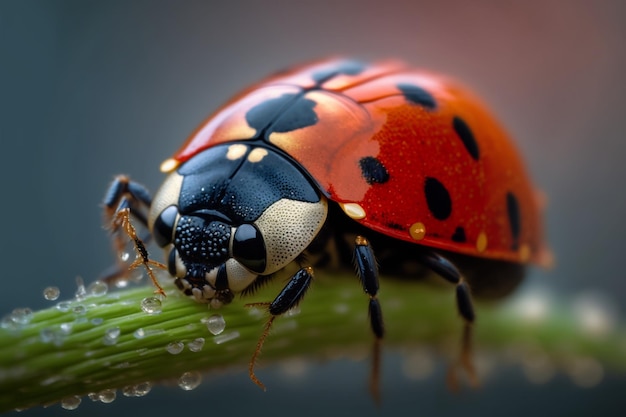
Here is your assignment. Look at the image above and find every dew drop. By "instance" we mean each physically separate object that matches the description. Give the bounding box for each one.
[59,322,73,335]
[203,314,226,335]
[572,291,618,337]
[88,392,100,401]
[114,279,130,289]
[133,381,152,397]
[119,251,131,262]
[134,328,146,339]
[122,386,136,397]
[10,308,34,325]
[56,301,72,312]
[40,328,54,343]
[75,276,87,301]
[52,330,67,347]
[91,318,104,326]
[141,297,162,315]
[103,327,121,345]
[43,286,60,301]
[130,269,145,283]
[61,395,81,410]
[567,357,604,388]
[73,305,87,316]
[178,371,202,391]
[512,289,551,323]
[166,341,184,354]
[213,330,240,345]
[1,315,19,331]
[87,280,109,297]
[188,338,205,352]
[98,389,116,403]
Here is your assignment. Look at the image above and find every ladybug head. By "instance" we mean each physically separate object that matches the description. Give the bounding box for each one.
[147,144,328,306]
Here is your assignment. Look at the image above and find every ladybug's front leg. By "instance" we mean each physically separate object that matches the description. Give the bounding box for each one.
[248,267,315,390]
[102,175,166,295]
[353,236,384,401]
[417,250,477,388]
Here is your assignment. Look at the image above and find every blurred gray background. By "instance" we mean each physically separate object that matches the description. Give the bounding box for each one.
[1,0,625,416]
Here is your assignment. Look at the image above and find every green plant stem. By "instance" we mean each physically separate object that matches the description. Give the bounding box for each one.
[0,273,624,412]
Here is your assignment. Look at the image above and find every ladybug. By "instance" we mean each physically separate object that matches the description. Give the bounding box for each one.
[104,58,549,393]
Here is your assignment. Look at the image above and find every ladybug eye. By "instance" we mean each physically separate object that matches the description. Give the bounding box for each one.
[153,205,179,247]
[232,224,266,274]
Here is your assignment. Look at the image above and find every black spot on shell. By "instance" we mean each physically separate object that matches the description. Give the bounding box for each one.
[359,156,390,185]
[246,93,318,135]
[397,83,437,110]
[451,226,467,243]
[506,192,521,249]
[452,116,480,161]
[424,177,452,220]
[312,59,367,84]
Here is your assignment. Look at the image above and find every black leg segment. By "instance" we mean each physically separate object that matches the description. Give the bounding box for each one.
[353,236,384,401]
[269,267,314,315]
[354,236,384,338]
[418,248,478,387]
[249,266,315,390]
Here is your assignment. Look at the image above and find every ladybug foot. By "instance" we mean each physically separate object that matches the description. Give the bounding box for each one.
[446,323,480,391]
[115,208,167,296]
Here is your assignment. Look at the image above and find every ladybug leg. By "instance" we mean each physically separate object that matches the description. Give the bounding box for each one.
[102,175,166,295]
[247,266,315,391]
[417,250,477,388]
[353,236,384,402]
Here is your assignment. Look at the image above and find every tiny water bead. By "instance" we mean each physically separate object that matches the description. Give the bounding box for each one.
[133,327,166,339]
[141,297,162,315]
[178,371,202,391]
[73,304,87,316]
[119,250,132,262]
[9,308,34,325]
[134,381,153,396]
[202,314,226,335]
[40,328,54,343]
[87,280,109,297]
[43,286,60,301]
[75,276,87,301]
[61,396,81,410]
[213,330,240,345]
[122,381,153,397]
[98,389,117,403]
[59,322,73,335]
[166,341,185,354]
[103,327,121,345]
[56,301,72,312]
[188,338,205,352]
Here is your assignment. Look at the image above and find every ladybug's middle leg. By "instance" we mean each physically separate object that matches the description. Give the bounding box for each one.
[102,175,166,295]
[417,249,477,388]
[353,236,384,402]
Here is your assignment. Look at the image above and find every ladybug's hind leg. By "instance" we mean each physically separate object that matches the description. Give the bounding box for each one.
[417,250,477,388]
[353,236,384,402]
[102,175,166,295]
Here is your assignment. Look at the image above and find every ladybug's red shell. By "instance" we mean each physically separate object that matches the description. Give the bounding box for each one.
[168,58,548,266]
